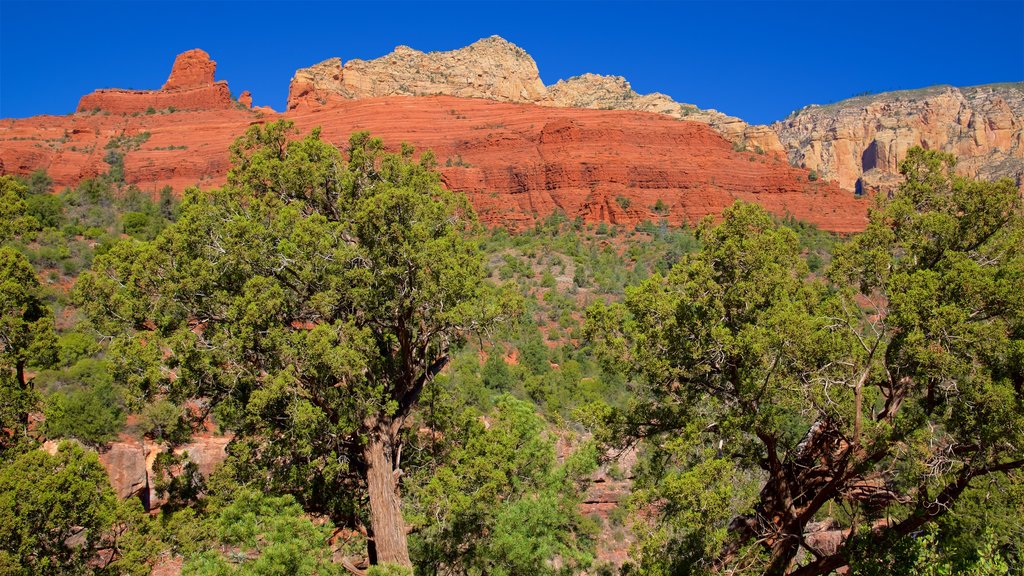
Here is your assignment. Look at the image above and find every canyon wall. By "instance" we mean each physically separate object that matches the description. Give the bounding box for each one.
[9,40,1020,235]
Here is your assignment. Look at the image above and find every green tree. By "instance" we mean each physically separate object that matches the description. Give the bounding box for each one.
[0,246,57,456]
[0,442,119,574]
[587,149,1023,575]
[181,488,342,576]
[75,122,510,568]
[407,395,596,575]
[42,377,125,446]
[0,175,40,243]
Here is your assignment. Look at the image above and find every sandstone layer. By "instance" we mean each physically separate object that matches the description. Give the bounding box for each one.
[77,48,237,114]
[773,83,1024,192]
[1,94,867,233]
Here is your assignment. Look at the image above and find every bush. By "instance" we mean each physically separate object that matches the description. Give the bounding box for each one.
[0,442,119,573]
[121,211,153,238]
[56,332,100,367]
[43,378,124,446]
[614,196,632,210]
[25,194,64,229]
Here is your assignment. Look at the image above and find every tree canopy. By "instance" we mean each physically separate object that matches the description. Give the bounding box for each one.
[75,121,511,569]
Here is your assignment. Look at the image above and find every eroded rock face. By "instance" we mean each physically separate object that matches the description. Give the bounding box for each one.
[42,435,230,511]
[238,90,253,109]
[162,49,217,90]
[77,48,235,114]
[772,83,1024,192]
[287,36,546,110]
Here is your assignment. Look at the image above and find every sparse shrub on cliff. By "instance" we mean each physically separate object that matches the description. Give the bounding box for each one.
[652,198,669,215]
[615,195,632,210]
[808,168,819,181]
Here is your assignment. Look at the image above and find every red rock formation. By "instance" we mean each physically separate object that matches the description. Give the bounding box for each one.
[76,48,234,114]
[162,49,217,90]
[238,90,253,108]
[0,95,868,232]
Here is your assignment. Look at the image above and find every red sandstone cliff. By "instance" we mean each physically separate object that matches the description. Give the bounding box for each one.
[2,46,870,232]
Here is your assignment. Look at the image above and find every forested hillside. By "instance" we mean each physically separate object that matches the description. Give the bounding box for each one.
[1,122,1022,576]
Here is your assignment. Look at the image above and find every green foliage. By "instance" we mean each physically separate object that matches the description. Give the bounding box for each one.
[848,528,1012,576]
[0,246,57,457]
[587,148,1024,574]
[0,175,40,243]
[408,396,596,575]
[0,442,119,575]
[181,488,341,576]
[56,331,100,367]
[76,122,511,565]
[42,376,125,446]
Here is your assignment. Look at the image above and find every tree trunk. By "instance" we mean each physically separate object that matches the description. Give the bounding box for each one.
[363,429,411,567]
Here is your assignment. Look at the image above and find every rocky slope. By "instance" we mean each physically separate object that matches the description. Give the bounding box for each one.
[287,37,783,155]
[288,38,1024,194]
[773,83,1024,192]
[0,49,867,233]
[544,73,784,155]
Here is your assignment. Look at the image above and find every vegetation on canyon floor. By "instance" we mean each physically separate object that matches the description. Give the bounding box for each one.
[1,121,1022,576]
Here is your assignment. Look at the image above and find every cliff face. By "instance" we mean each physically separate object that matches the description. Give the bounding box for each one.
[287,36,546,109]
[77,48,238,114]
[772,83,1024,192]
[286,37,1023,195]
[0,93,868,233]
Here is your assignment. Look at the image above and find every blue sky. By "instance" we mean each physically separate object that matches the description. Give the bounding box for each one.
[1,1,1022,123]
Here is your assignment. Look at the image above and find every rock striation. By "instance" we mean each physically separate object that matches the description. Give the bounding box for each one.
[77,48,236,114]
[772,83,1024,192]
[286,37,784,155]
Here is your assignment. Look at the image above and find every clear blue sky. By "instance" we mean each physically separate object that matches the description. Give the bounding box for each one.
[2,1,1022,123]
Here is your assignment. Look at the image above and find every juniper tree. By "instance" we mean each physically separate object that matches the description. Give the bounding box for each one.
[586,149,1023,575]
[76,121,508,569]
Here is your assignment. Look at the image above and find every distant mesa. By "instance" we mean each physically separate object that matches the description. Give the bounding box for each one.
[76,48,249,114]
